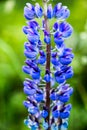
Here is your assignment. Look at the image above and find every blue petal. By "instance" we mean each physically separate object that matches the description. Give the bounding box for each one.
[59,22,68,32]
[44,31,51,44]
[28,106,38,114]
[59,22,73,38]
[23,26,29,34]
[70,53,74,59]
[60,124,67,130]
[31,123,38,130]
[39,50,45,56]
[37,56,46,64]
[25,59,37,68]
[65,70,74,79]
[37,40,42,47]
[62,28,73,38]
[22,66,30,74]
[51,57,60,66]
[24,50,37,59]
[31,126,37,130]
[53,3,62,17]
[27,20,39,30]
[53,22,59,30]
[53,3,70,20]
[54,31,62,38]
[23,86,36,95]
[31,71,40,80]
[24,119,29,126]
[24,4,35,20]
[63,48,72,55]
[44,74,50,83]
[34,93,43,102]
[44,36,51,44]
[47,4,54,19]
[52,110,60,118]
[27,34,39,43]
[62,8,70,19]
[23,101,31,108]
[55,72,65,84]
[24,119,32,126]
[59,94,70,102]
[58,84,69,91]
[60,111,70,119]
[51,77,55,87]
[54,37,64,46]
[43,121,49,130]
[51,124,58,130]
[41,110,48,118]
[59,57,72,65]
[64,104,72,111]
[55,9,65,19]
[66,87,73,96]
[50,93,57,100]
[24,42,30,50]
[35,3,43,18]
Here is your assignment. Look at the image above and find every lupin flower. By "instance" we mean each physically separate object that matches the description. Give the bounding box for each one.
[22,1,74,130]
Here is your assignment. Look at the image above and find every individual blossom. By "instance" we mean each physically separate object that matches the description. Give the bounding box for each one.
[35,3,43,18]
[53,22,73,48]
[24,3,35,20]
[24,42,39,59]
[47,4,54,19]
[53,3,70,19]
[44,30,51,44]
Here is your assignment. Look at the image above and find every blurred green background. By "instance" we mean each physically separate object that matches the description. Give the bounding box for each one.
[0,0,87,130]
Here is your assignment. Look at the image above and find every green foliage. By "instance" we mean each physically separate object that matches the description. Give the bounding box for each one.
[0,0,87,130]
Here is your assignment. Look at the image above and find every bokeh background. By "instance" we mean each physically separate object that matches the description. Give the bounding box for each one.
[0,0,87,130]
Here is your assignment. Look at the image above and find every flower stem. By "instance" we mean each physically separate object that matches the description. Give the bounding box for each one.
[43,1,51,130]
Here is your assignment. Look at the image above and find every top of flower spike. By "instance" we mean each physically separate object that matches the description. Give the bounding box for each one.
[24,2,70,20]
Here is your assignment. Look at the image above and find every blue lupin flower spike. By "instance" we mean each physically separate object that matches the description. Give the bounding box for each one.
[22,0,74,130]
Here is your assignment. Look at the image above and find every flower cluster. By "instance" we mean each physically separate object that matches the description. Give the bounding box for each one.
[22,2,74,130]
